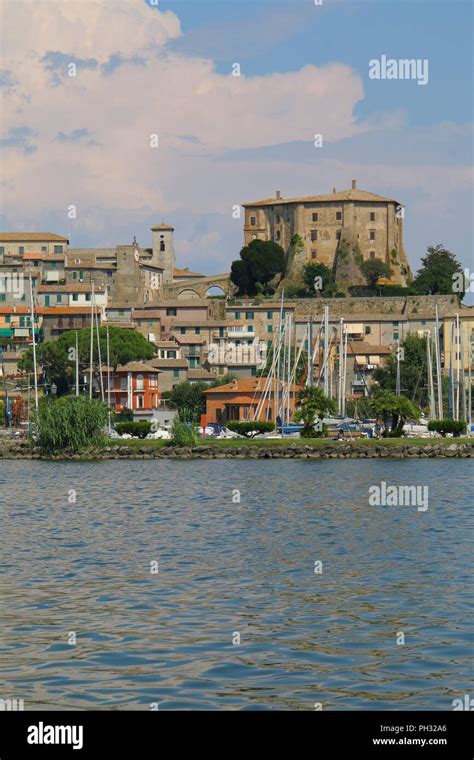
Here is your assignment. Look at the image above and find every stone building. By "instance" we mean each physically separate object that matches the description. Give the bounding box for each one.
[242,181,412,287]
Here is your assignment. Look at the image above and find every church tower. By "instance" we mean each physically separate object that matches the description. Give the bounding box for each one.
[151,223,175,283]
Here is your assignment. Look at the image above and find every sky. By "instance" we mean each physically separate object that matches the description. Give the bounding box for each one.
[0,0,473,298]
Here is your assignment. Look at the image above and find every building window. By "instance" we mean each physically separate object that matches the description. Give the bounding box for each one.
[120,377,127,390]
[267,311,272,319]
[54,245,63,254]
[276,230,281,241]
[41,246,47,252]
[312,213,318,222]
[79,270,84,281]
[392,321,399,326]
[250,216,256,226]
[73,294,79,301]
[57,295,62,303]
[136,373,144,391]
[0,293,5,302]
[166,308,177,316]
[336,231,341,240]
[311,250,317,260]
[195,327,200,334]
[393,332,399,341]
[0,247,4,255]
[369,230,375,241]
[50,261,57,268]
[245,311,254,320]
[369,251,375,260]
[311,230,318,242]
[235,312,241,320]
[160,241,165,251]
[45,295,50,306]
[370,212,375,222]
[180,327,185,334]
[173,369,180,378]
[365,326,371,335]
[336,212,342,221]
[72,271,77,280]
[275,214,280,224]
[19,246,24,254]
[85,293,91,301]
[219,327,224,337]
[267,325,273,333]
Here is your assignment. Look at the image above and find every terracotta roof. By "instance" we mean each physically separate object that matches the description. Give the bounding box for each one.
[0,232,69,242]
[242,186,400,207]
[188,369,214,380]
[204,378,299,394]
[169,320,227,328]
[174,334,206,344]
[39,306,101,315]
[115,361,160,373]
[23,253,66,261]
[151,224,174,231]
[346,342,392,355]
[38,283,105,293]
[153,340,179,348]
[173,267,204,278]
[148,358,188,369]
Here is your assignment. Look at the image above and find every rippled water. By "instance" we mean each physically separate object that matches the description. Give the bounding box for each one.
[0,459,472,710]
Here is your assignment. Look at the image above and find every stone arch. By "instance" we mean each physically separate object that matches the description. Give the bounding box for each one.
[206,285,226,298]
[177,288,201,300]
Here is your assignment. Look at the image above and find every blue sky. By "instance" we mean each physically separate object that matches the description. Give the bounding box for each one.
[2,0,473,300]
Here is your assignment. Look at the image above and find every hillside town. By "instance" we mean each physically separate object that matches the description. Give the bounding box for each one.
[0,182,472,430]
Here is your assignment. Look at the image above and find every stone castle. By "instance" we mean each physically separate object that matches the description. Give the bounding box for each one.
[242,181,412,289]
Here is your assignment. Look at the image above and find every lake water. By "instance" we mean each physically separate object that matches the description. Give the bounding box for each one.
[0,459,472,711]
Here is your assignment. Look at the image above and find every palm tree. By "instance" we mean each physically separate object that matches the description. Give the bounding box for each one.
[370,389,420,436]
[295,386,337,437]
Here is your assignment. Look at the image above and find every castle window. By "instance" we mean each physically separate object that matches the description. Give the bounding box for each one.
[312,213,318,222]
[276,230,281,241]
[336,212,342,221]
[369,230,375,241]
[370,212,376,221]
[250,216,256,226]
[41,246,47,252]
[311,230,318,242]
[275,214,280,224]
[336,231,341,240]
[369,251,375,260]
[160,241,165,251]
[311,250,317,260]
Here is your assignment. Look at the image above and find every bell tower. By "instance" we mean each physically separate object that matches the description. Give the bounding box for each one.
[151,222,175,283]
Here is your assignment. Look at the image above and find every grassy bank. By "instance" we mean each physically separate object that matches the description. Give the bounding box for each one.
[109,436,473,450]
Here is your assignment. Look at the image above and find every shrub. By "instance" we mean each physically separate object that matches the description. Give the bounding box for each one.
[227,421,274,438]
[170,417,198,446]
[31,396,108,453]
[388,429,404,437]
[427,419,466,437]
[115,421,152,438]
[113,408,133,423]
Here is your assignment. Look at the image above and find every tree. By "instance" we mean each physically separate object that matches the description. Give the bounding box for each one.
[32,396,108,453]
[294,386,337,437]
[302,263,338,297]
[168,381,207,422]
[19,327,155,396]
[369,389,420,436]
[230,239,285,296]
[413,244,464,299]
[360,258,392,289]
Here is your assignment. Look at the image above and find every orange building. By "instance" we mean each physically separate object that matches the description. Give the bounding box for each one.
[204,377,299,424]
[101,362,161,412]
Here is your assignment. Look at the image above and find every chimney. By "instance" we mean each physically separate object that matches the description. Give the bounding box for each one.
[352,179,356,189]
[276,190,281,200]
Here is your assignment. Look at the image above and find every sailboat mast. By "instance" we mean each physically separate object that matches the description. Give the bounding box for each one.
[29,273,38,410]
[435,304,443,418]
[89,282,94,399]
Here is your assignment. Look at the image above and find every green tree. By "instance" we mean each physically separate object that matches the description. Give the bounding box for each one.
[360,258,392,289]
[227,421,274,438]
[19,326,155,396]
[370,389,420,436]
[230,239,285,296]
[302,263,338,297]
[413,244,464,299]
[294,386,337,437]
[168,381,208,422]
